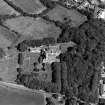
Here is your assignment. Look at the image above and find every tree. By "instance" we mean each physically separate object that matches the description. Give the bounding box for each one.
[16,68,23,73]
[61,61,68,94]
[42,37,56,45]
[51,62,61,91]
[16,72,61,93]
[27,40,43,47]
[18,53,24,65]
[16,40,28,52]
[58,18,104,103]
[39,0,56,9]
[46,97,55,105]
[0,48,6,59]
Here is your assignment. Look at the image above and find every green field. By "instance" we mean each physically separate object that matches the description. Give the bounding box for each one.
[46,5,87,26]
[0,48,19,83]
[0,85,45,105]
[0,26,19,48]
[13,0,46,14]
[4,17,61,41]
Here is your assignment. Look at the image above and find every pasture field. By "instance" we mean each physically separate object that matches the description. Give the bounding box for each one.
[4,17,61,40]
[0,48,19,83]
[46,5,87,26]
[12,0,46,14]
[0,83,45,105]
[0,25,20,48]
[0,53,18,82]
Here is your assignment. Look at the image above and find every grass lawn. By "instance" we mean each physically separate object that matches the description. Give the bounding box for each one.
[43,63,52,82]
[22,52,52,82]
[23,52,40,72]
[0,26,19,49]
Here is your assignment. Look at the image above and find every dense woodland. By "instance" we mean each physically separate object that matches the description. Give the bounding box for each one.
[58,18,105,104]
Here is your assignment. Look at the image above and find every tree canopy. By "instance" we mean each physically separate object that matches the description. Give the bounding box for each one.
[58,18,105,103]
